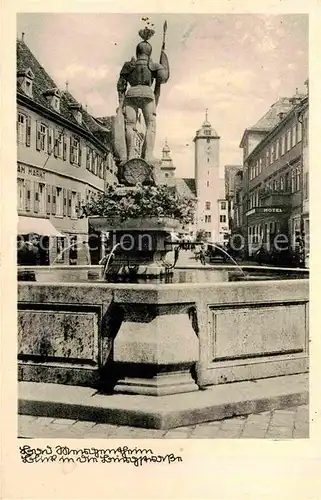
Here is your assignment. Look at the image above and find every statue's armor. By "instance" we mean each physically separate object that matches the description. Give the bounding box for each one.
[117,56,169,101]
[114,34,170,171]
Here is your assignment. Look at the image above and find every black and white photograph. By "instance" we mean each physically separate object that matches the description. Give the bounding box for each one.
[14,11,310,442]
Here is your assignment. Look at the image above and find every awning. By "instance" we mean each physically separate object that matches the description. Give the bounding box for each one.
[18,216,64,237]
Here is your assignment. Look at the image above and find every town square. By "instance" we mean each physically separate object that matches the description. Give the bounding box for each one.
[15,13,309,440]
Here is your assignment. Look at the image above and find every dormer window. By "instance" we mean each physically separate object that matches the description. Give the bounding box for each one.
[17,68,35,97]
[43,88,61,112]
[75,109,82,125]
[69,104,82,125]
[53,97,60,111]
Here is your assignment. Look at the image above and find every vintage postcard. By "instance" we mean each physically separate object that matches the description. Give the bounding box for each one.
[1,0,320,498]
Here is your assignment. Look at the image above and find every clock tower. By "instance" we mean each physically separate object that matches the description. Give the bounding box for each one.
[193,111,224,242]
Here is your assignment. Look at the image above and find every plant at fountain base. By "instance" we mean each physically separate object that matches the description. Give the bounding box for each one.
[83,184,196,226]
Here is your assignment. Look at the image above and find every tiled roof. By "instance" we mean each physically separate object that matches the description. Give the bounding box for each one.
[16,39,108,140]
[61,91,109,134]
[225,164,243,169]
[239,97,298,149]
[95,116,114,130]
[175,177,196,197]
[250,98,293,132]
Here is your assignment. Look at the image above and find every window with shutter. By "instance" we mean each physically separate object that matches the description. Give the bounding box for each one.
[280,176,284,191]
[54,130,58,157]
[86,147,90,170]
[46,185,51,214]
[70,137,74,164]
[63,188,67,216]
[48,128,53,154]
[39,123,48,151]
[93,152,98,175]
[292,124,297,147]
[71,191,77,218]
[55,130,63,158]
[297,121,303,142]
[296,167,301,192]
[67,189,72,217]
[26,116,31,146]
[36,121,41,150]
[291,169,296,193]
[17,178,25,210]
[17,113,27,144]
[92,151,95,174]
[56,187,63,216]
[25,180,31,211]
[63,135,67,160]
[99,157,104,178]
[287,130,291,151]
[34,181,39,212]
[78,142,82,166]
[69,137,80,165]
[281,136,285,155]
[77,192,81,217]
[52,186,57,215]
[38,184,45,214]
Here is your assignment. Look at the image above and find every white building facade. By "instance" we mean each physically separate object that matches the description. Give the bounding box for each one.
[193,115,225,242]
[217,198,229,243]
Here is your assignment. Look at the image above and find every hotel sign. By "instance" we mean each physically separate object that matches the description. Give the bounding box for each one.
[246,207,286,217]
[17,164,45,179]
[260,207,283,213]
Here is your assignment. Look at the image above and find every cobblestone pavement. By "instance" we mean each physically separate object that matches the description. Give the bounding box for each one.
[19,405,309,439]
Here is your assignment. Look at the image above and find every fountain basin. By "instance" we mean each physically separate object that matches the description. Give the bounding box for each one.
[18,278,309,395]
[89,216,182,278]
[17,264,309,283]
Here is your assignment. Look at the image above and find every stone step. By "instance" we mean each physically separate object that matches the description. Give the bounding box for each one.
[18,373,308,430]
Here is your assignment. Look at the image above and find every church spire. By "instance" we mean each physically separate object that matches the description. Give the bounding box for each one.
[202,108,211,128]
[162,137,171,159]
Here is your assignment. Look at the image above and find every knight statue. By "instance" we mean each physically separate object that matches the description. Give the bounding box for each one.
[114,21,169,186]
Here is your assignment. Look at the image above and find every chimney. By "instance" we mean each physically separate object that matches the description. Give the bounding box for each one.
[289,88,304,106]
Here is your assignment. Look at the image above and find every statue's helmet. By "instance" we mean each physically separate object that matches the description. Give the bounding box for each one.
[136,41,152,58]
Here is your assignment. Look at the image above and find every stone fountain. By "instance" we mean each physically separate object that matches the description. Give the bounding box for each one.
[84,22,201,395]
[18,21,309,425]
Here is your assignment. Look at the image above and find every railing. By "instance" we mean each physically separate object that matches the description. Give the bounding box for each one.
[259,188,291,199]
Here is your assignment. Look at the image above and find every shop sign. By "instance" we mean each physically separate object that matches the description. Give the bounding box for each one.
[17,164,45,179]
[261,207,283,213]
[246,206,285,217]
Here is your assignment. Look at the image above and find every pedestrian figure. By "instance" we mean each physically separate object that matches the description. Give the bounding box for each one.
[199,243,206,265]
[255,245,266,266]
[17,233,40,266]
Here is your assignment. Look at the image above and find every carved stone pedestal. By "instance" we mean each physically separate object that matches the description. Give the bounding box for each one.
[113,303,199,396]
